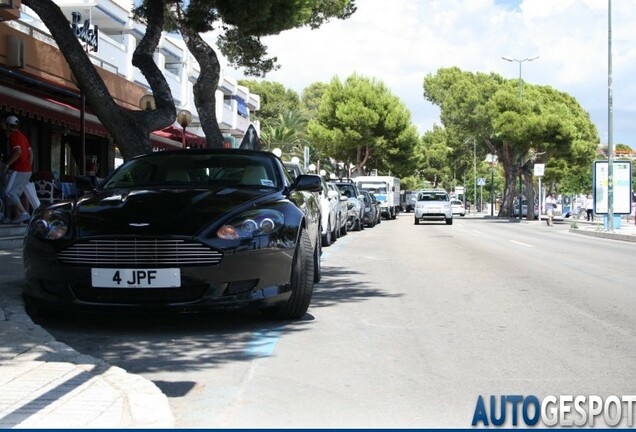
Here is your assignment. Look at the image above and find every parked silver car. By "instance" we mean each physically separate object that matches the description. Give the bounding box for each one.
[327,182,349,237]
[319,178,339,246]
[334,180,365,231]
[414,190,453,225]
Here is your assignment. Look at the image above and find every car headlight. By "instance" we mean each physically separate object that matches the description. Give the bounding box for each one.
[31,209,70,240]
[217,209,284,240]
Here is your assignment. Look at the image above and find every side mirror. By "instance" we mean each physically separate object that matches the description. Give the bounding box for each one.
[340,195,348,202]
[292,174,322,193]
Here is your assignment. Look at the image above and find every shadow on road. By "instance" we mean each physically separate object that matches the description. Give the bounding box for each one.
[31,264,398,380]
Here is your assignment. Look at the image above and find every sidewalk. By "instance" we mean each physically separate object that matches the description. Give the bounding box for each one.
[567,216,636,242]
[0,249,174,428]
[475,210,636,242]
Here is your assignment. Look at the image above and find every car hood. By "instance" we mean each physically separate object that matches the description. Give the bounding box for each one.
[73,187,276,237]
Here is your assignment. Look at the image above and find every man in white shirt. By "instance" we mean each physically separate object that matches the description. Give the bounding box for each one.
[545,193,557,226]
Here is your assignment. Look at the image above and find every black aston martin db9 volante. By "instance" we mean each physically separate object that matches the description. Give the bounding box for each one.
[23,149,323,320]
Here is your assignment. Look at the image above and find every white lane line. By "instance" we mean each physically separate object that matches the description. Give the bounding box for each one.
[510,240,535,248]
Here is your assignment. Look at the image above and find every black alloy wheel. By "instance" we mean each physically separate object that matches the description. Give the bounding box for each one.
[264,230,314,320]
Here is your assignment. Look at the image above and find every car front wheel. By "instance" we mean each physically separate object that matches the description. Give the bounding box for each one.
[264,230,314,320]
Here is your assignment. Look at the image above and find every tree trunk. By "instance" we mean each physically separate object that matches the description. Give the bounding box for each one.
[24,0,175,162]
[167,4,225,148]
[524,171,535,220]
[499,141,516,217]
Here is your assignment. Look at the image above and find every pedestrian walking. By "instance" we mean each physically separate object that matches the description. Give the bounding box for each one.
[545,193,557,226]
[2,116,33,224]
[584,194,594,221]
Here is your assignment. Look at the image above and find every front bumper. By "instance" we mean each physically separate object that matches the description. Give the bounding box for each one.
[24,238,295,312]
[414,208,452,220]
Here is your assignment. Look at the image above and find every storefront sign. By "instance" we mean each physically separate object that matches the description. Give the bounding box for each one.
[71,12,99,52]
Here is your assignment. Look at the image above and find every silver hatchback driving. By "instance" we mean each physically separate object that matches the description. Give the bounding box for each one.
[414,190,453,225]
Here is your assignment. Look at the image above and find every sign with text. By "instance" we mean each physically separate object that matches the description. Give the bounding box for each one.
[593,160,633,214]
[534,164,545,176]
[71,11,99,52]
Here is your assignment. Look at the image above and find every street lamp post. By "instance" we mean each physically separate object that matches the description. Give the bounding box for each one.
[177,109,192,149]
[473,138,477,212]
[502,55,539,220]
[607,0,615,232]
[501,56,539,100]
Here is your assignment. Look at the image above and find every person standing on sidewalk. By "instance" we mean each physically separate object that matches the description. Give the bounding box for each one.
[545,193,557,226]
[2,116,33,224]
[584,194,594,221]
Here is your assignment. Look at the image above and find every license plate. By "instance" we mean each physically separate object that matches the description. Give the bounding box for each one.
[91,268,181,288]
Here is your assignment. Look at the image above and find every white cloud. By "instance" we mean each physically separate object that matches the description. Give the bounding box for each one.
[221,0,636,146]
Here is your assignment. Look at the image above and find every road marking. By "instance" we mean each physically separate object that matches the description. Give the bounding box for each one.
[321,236,353,260]
[510,240,535,248]
[472,230,482,234]
[245,328,282,357]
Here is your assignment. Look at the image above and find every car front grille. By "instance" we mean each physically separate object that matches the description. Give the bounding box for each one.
[57,239,223,267]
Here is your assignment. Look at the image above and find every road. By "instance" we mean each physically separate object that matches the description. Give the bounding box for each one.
[38,214,636,428]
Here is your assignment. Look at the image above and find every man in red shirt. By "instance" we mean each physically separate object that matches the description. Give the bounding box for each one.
[2,116,33,223]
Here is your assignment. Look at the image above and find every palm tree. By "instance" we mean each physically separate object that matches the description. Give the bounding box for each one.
[261,109,310,159]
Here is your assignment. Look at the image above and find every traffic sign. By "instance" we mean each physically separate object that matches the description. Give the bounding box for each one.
[534,164,545,176]
[477,178,486,186]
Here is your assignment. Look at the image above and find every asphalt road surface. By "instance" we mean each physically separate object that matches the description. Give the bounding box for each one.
[38,214,636,427]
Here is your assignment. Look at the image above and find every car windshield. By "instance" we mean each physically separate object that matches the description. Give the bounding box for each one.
[102,153,279,190]
[418,192,448,201]
[336,184,356,198]
[358,182,387,194]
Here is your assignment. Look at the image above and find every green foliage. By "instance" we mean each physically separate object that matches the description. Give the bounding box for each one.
[301,82,328,119]
[400,175,425,191]
[238,80,300,129]
[422,67,599,216]
[211,0,355,76]
[309,74,419,177]
[260,109,309,159]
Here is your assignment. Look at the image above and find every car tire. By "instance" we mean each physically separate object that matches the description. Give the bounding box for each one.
[321,221,331,247]
[446,217,453,225]
[414,217,419,225]
[264,230,314,320]
[340,219,348,236]
[313,232,322,283]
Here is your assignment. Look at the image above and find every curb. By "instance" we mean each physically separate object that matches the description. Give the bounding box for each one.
[569,228,636,243]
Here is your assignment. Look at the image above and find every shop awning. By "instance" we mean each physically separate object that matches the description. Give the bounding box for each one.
[0,85,109,136]
[0,83,207,149]
[152,125,207,148]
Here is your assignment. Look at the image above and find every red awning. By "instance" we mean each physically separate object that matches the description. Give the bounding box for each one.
[153,125,207,148]
[0,88,109,137]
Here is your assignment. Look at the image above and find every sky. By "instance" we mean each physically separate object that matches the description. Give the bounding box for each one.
[219,0,636,148]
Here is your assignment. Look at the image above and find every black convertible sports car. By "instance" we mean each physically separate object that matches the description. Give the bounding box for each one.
[23,149,322,320]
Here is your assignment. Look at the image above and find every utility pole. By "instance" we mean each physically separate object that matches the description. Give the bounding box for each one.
[607,0,615,231]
